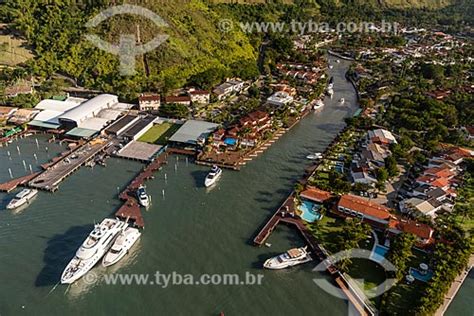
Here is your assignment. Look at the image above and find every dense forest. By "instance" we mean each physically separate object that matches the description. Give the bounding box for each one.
[0,0,472,102]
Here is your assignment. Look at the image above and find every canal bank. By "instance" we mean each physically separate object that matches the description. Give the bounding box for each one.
[0,58,358,315]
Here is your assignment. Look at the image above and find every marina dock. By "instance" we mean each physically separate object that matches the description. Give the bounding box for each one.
[0,172,41,193]
[115,150,169,228]
[29,138,112,192]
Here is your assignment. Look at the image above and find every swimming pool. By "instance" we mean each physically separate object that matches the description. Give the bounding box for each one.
[298,200,323,223]
[409,267,433,282]
[370,245,389,263]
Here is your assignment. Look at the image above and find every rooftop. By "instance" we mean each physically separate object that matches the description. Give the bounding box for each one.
[300,187,332,203]
[169,120,218,145]
[339,194,392,220]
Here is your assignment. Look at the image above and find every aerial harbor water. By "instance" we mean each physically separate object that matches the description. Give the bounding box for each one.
[5,58,472,316]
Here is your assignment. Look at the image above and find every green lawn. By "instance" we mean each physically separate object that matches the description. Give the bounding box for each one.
[138,123,181,145]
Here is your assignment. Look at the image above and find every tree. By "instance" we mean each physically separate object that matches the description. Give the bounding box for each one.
[386,233,416,280]
[335,219,372,272]
[384,155,399,178]
[376,167,389,191]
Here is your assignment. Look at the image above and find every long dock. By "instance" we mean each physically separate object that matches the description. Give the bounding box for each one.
[115,150,169,228]
[29,138,112,192]
[0,172,41,193]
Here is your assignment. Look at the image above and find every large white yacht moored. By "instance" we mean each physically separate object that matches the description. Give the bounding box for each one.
[6,189,38,210]
[102,227,141,267]
[204,165,222,187]
[136,185,150,208]
[263,246,312,270]
[61,218,127,284]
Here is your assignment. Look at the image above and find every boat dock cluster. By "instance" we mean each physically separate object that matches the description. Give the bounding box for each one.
[28,138,113,192]
[115,150,169,227]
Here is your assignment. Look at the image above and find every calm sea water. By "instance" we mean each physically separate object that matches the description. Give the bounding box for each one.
[2,59,470,316]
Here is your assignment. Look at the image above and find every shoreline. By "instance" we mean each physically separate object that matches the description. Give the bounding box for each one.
[435,255,474,316]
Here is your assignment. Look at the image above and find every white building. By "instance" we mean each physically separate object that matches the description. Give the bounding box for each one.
[267,91,294,107]
[139,93,161,111]
[58,94,119,129]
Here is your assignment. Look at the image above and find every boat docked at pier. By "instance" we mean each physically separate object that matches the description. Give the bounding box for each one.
[102,227,141,267]
[136,185,150,208]
[339,98,345,103]
[306,152,323,160]
[205,165,222,187]
[6,189,38,210]
[263,246,312,270]
[61,218,127,284]
[313,99,324,110]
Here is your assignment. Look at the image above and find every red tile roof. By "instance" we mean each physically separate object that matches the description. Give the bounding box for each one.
[139,94,160,102]
[164,96,191,103]
[338,195,392,220]
[389,218,434,240]
[300,187,332,203]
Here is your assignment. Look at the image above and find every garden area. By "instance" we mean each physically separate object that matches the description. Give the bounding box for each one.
[138,123,181,145]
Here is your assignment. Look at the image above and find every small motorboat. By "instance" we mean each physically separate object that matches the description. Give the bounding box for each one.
[6,189,38,210]
[136,185,150,208]
[329,65,334,69]
[306,153,323,160]
[205,165,222,187]
[335,59,340,63]
[339,98,345,103]
[313,100,324,110]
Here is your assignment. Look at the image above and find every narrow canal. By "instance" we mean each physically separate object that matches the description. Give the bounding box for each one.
[0,58,359,315]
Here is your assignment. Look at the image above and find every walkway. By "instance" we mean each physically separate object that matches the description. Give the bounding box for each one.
[0,172,40,192]
[115,150,169,228]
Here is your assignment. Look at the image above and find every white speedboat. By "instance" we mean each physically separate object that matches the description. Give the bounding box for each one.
[102,227,141,267]
[136,185,149,208]
[263,246,312,269]
[306,152,323,160]
[61,218,127,284]
[204,165,222,187]
[326,88,334,97]
[336,59,340,63]
[329,65,334,69]
[313,100,324,110]
[339,98,345,103]
[6,189,38,210]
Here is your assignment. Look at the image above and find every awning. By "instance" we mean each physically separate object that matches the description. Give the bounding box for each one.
[65,127,98,138]
[28,120,60,129]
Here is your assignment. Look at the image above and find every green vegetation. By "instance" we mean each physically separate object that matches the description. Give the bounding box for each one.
[138,122,180,145]
[159,103,190,119]
[386,233,416,280]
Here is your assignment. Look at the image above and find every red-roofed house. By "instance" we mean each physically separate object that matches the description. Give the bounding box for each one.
[300,187,333,203]
[416,175,450,190]
[189,90,210,104]
[336,194,393,227]
[387,218,435,246]
[164,95,192,106]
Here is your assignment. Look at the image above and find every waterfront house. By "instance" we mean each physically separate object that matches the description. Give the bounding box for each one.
[335,194,393,229]
[267,91,294,107]
[139,93,161,111]
[300,187,333,204]
[387,218,435,246]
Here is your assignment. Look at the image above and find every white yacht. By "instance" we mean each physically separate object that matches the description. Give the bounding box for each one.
[329,65,334,69]
[306,152,323,160]
[6,189,38,210]
[136,185,149,208]
[102,227,141,267]
[313,99,324,110]
[205,165,222,187]
[336,59,341,63]
[263,246,312,270]
[61,218,127,284]
[339,98,345,103]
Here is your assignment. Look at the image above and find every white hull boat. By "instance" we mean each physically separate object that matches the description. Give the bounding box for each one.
[137,185,150,208]
[205,165,222,187]
[339,98,345,103]
[313,100,324,110]
[264,246,312,269]
[306,152,323,160]
[6,189,38,210]
[102,227,141,267]
[61,218,127,284]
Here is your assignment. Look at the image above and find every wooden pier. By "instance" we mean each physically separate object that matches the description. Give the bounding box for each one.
[0,172,41,193]
[115,150,169,228]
